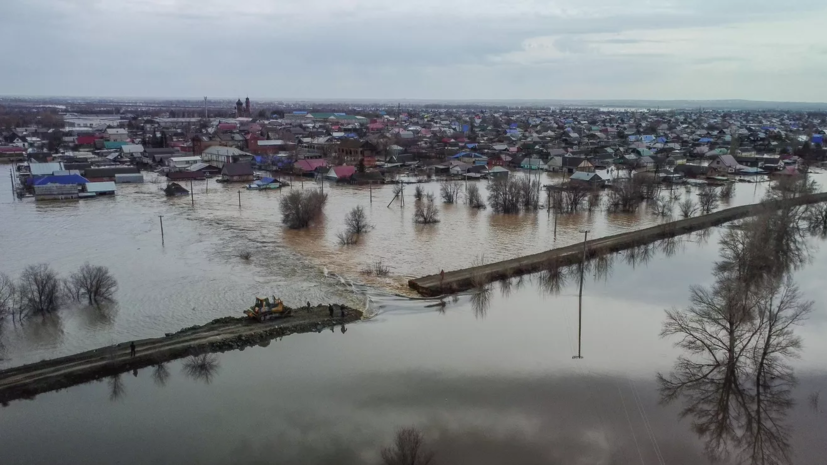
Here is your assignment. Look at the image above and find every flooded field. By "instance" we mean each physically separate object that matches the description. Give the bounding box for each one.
[0,168,784,366]
[1,225,826,465]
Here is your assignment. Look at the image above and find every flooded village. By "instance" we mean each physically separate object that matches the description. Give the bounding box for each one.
[2,98,827,464]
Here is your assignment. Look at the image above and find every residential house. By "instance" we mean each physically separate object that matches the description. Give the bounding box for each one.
[105,128,129,142]
[293,159,327,176]
[337,140,377,164]
[569,171,608,188]
[121,144,145,159]
[489,166,510,179]
[520,157,545,170]
[546,156,583,173]
[201,146,254,167]
[221,162,255,182]
[709,154,739,174]
[187,163,222,177]
[325,166,357,182]
[167,156,202,169]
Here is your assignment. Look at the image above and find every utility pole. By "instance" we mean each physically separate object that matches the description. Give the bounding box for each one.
[369,182,372,203]
[190,180,194,207]
[238,190,241,208]
[204,97,208,119]
[573,229,589,359]
[159,215,165,246]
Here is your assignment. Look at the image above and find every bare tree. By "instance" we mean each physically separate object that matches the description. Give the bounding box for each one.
[68,263,118,305]
[413,185,424,201]
[279,189,328,229]
[414,194,440,224]
[560,183,588,213]
[488,178,522,213]
[344,205,373,234]
[679,198,698,218]
[719,182,735,200]
[381,427,435,465]
[517,177,540,210]
[336,231,358,245]
[439,180,462,204]
[651,195,673,217]
[605,180,644,213]
[466,183,486,209]
[697,185,720,214]
[17,264,62,319]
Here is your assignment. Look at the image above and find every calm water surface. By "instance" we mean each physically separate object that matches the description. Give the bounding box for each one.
[1,224,826,464]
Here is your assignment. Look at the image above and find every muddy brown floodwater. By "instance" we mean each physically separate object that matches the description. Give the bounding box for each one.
[0,169,783,367]
[1,224,826,465]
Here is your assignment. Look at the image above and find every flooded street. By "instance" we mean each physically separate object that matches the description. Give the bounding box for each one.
[1,224,826,464]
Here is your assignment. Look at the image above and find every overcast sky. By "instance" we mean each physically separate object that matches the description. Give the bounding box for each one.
[3,0,826,102]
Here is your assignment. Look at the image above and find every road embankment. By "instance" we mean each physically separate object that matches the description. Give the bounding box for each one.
[0,305,360,404]
[409,193,827,296]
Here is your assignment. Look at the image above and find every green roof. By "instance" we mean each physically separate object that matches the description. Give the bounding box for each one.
[105,141,128,149]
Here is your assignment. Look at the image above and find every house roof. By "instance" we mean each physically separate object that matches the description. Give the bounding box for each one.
[121,144,145,154]
[717,154,738,167]
[221,162,254,176]
[330,166,356,178]
[203,146,250,157]
[294,159,327,172]
[34,174,88,185]
[86,182,117,193]
[30,162,64,176]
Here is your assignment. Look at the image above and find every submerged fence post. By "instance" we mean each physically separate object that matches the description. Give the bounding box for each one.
[190,180,194,207]
[238,190,241,208]
[370,182,372,203]
[159,215,165,246]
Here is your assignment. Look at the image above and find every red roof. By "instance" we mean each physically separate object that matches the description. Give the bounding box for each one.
[0,146,24,153]
[217,123,237,131]
[331,166,356,178]
[77,136,96,145]
[294,159,327,172]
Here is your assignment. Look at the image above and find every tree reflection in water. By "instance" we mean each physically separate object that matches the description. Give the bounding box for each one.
[470,285,492,319]
[659,209,814,465]
[107,374,125,402]
[182,353,220,384]
[152,363,170,387]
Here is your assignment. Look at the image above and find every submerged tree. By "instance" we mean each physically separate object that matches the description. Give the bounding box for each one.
[466,183,486,209]
[697,185,720,214]
[279,189,328,229]
[414,193,440,224]
[16,264,62,319]
[439,180,462,204]
[68,263,118,305]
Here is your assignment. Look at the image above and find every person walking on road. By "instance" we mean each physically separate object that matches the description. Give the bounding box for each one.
[130,342,136,358]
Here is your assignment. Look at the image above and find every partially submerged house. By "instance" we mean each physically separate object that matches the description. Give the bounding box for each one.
[708,154,739,174]
[325,165,357,182]
[221,162,254,182]
[569,171,608,188]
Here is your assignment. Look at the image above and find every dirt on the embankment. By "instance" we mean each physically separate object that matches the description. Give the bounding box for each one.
[0,305,361,404]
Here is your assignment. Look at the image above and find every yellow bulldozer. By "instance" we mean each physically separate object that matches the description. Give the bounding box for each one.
[244,296,291,322]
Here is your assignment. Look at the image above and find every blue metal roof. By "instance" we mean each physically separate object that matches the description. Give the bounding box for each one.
[509,123,518,128]
[699,137,713,143]
[34,174,88,185]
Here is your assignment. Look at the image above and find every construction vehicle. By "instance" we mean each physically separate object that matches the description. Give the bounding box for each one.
[244,296,291,322]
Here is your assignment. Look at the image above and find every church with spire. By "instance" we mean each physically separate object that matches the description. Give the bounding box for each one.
[235,97,251,117]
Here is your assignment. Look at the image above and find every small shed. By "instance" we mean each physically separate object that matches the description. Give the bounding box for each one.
[325,165,357,181]
[164,183,189,197]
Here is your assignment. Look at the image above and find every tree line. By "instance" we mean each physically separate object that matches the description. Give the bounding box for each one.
[0,263,117,327]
